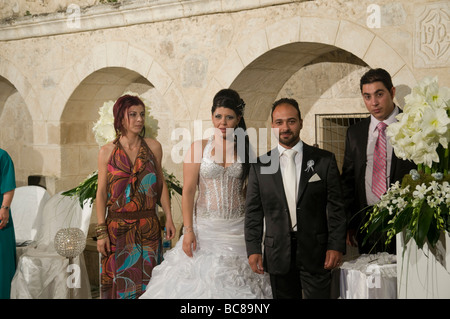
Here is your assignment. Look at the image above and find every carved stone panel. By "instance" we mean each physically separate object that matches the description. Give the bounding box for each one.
[414,2,449,68]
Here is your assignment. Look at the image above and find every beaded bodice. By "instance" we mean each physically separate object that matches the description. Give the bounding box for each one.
[194,137,245,219]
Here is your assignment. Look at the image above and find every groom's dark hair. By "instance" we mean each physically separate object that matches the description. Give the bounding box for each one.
[271,98,302,121]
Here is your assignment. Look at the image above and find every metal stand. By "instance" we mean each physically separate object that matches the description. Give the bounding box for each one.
[68,257,74,299]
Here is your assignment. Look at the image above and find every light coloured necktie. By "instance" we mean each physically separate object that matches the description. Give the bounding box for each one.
[372,122,388,199]
[282,149,297,229]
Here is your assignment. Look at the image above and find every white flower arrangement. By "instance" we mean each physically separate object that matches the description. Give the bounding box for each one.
[387,77,450,170]
[363,77,450,249]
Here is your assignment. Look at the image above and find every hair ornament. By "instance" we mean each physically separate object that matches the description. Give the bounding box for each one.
[236,99,246,114]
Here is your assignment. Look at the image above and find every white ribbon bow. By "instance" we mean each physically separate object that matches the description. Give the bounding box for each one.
[305,160,315,172]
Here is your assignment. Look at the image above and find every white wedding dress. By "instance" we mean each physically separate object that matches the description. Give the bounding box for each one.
[140,138,272,299]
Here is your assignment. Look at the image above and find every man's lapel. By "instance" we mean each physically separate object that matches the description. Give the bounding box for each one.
[271,148,285,197]
[353,117,370,188]
[297,144,315,202]
[262,148,288,206]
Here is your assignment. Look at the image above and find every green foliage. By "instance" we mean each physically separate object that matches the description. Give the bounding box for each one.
[362,173,450,249]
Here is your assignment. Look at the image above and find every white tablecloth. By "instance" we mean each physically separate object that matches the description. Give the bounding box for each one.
[340,253,397,299]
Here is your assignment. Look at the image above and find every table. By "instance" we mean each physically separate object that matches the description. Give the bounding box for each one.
[340,253,397,299]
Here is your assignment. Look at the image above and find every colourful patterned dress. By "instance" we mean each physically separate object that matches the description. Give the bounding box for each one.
[101,138,163,299]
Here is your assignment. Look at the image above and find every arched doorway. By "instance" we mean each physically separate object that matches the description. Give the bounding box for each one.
[0,76,36,187]
[207,17,416,162]
[59,67,171,190]
[55,42,188,193]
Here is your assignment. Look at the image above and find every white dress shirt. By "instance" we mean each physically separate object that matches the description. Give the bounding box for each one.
[365,106,399,206]
[278,140,303,230]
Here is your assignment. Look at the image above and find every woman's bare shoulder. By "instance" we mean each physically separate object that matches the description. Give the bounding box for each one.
[98,142,115,159]
[144,137,161,149]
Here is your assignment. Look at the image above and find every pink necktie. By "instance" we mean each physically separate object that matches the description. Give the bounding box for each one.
[372,122,388,199]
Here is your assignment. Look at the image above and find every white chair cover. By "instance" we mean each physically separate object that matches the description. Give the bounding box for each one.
[11,192,93,299]
[10,185,50,245]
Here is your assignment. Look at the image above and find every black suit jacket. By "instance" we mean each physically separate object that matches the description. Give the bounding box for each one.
[245,143,347,275]
[341,115,416,230]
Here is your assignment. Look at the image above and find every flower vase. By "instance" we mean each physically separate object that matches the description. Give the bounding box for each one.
[396,231,450,298]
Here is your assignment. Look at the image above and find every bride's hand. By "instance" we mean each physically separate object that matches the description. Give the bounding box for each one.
[182,231,197,257]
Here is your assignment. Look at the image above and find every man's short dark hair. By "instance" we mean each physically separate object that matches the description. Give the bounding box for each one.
[271,98,302,121]
[360,68,394,92]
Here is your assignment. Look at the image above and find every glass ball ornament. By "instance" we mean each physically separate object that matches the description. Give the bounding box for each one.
[54,228,86,258]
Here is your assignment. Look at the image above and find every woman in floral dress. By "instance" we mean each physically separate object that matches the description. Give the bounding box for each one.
[96,94,175,299]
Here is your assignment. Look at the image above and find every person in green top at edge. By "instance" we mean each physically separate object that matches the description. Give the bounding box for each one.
[0,148,16,299]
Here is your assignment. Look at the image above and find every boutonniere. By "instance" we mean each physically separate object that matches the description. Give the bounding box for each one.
[305,160,315,172]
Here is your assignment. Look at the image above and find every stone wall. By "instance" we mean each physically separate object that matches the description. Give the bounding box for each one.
[1,0,99,20]
[0,0,449,232]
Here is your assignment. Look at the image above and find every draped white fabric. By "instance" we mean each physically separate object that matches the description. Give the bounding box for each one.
[140,137,272,299]
[339,253,397,299]
[10,186,50,246]
[140,216,272,299]
[11,193,93,299]
[195,217,248,256]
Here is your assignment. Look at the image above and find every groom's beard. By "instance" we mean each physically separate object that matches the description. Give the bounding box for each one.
[278,130,299,148]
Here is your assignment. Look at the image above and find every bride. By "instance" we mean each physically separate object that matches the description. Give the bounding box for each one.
[140,89,272,299]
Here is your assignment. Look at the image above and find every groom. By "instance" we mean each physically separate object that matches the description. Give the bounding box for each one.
[245,98,347,299]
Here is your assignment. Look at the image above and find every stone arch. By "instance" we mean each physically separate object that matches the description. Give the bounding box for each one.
[0,74,39,187]
[0,77,17,117]
[51,41,189,123]
[55,42,188,192]
[0,57,42,120]
[202,17,417,140]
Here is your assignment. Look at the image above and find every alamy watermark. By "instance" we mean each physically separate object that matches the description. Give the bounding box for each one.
[64,3,382,30]
[67,263,81,289]
[66,4,81,29]
[366,264,382,289]
[170,120,282,174]
[367,4,381,29]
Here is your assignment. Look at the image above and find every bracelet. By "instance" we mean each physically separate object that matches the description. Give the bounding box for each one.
[1,205,9,210]
[96,226,107,232]
[96,232,109,240]
[95,223,108,239]
[183,226,194,233]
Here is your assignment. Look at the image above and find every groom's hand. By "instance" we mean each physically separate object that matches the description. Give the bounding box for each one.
[248,254,264,274]
[324,250,342,269]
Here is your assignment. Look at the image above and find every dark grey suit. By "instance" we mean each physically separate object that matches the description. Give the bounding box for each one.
[341,115,416,253]
[245,143,347,298]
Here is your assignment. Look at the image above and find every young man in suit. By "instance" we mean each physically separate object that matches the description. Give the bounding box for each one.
[341,68,416,254]
[244,98,347,299]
